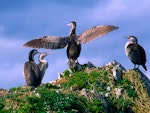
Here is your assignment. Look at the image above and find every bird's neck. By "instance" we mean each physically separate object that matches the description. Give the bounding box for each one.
[70,26,76,36]
[39,59,47,63]
[125,41,131,49]
[29,54,34,61]
[125,41,137,52]
[39,55,47,63]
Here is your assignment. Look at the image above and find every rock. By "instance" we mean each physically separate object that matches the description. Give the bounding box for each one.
[57,73,64,79]
[90,90,116,113]
[68,68,73,74]
[74,62,82,70]
[135,68,150,97]
[80,88,88,97]
[35,93,40,98]
[112,66,122,81]
[105,93,109,97]
[83,61,96,69]
[110,60,126,82]
[114,88,123,98]
[107,86,112,92]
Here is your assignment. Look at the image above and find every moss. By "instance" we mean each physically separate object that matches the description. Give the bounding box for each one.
[116,78,137,98]
[0,98,5,110]
[63,70,70,77]
[122,70,150,113]
[62,71,89,90]
[112,97,133,112]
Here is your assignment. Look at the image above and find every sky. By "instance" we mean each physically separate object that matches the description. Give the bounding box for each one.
[0,0,150,89]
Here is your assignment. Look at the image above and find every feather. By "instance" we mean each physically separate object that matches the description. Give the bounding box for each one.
[77,25,118,44]
[24,36,70,49]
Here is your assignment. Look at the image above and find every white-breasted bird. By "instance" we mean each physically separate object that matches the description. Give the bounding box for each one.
[125,36,147,71]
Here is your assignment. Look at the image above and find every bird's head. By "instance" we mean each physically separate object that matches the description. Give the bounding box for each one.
[30,49,40,56]
[67,21,76,36]
[29,49,40,61]
[67,21,76,28]
[39,52,52,59]
[124,36,138,44]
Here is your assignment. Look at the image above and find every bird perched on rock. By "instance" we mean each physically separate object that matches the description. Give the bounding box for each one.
[38,52,51,80]
[23,49,41,87]
[23,49,50,87]
[125,36,147,71]
[23,21,118,68]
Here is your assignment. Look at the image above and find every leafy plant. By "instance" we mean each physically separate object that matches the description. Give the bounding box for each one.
[86,98,104,113]
[112,97,132,112]
[62,71,89,90]
[117,78,137,98]
[40,91,84,112]
[0,98,5,110]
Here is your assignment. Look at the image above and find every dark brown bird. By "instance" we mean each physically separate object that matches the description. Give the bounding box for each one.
[23,49,42,87]
[23,50,51,87]
[125,36,147,71]
[23,21,118,68]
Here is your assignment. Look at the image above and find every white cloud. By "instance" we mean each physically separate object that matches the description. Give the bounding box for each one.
[82,0,150,24]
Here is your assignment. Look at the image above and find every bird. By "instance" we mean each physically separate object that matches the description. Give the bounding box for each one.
[66,21,81,67]
[125,36,147,71]
[23,21,119,68]
[38,52,51,80]
[23,49,42,87]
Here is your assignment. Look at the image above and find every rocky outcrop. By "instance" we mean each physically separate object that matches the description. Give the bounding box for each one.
[0,60,150,113]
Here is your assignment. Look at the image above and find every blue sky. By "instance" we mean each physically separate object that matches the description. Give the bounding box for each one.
[0,0,150,89]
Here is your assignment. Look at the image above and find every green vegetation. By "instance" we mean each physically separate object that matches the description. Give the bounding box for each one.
[0,64,150,113]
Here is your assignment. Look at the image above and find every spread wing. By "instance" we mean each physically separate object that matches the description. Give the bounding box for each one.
[23,36,70,49]
[77,25,119,44]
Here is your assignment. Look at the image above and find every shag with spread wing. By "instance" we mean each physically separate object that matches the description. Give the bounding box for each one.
[24,21,118,68]
[125,36,147,71]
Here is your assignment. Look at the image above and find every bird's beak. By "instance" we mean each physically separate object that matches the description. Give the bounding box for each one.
[46,52,53,54]
[124,36,128,39]
[67,23,71,26]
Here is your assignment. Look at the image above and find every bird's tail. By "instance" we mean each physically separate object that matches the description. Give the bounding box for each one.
[142,64,147,71]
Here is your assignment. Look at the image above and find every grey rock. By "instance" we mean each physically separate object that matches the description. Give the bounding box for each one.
[114,88,123,98]
[111,60,126,82]
[135,68,150,97]
[107,86,112,92]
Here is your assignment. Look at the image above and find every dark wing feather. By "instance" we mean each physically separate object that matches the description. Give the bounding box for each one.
[23,61,42,86]
[23,36,70,49]
[127,44,146,64]
[77,25,119,44]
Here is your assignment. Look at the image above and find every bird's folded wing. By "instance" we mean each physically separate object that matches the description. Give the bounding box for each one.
[24,62,41,80]
[127,44,146,61]
[23,36,69,49]
[77,25,119,44]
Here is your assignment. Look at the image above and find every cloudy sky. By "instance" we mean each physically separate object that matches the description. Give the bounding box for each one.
[0,0,150,89]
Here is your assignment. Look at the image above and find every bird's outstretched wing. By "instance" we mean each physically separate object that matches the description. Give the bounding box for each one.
[23,36,70,49]
[77,25,119,44]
